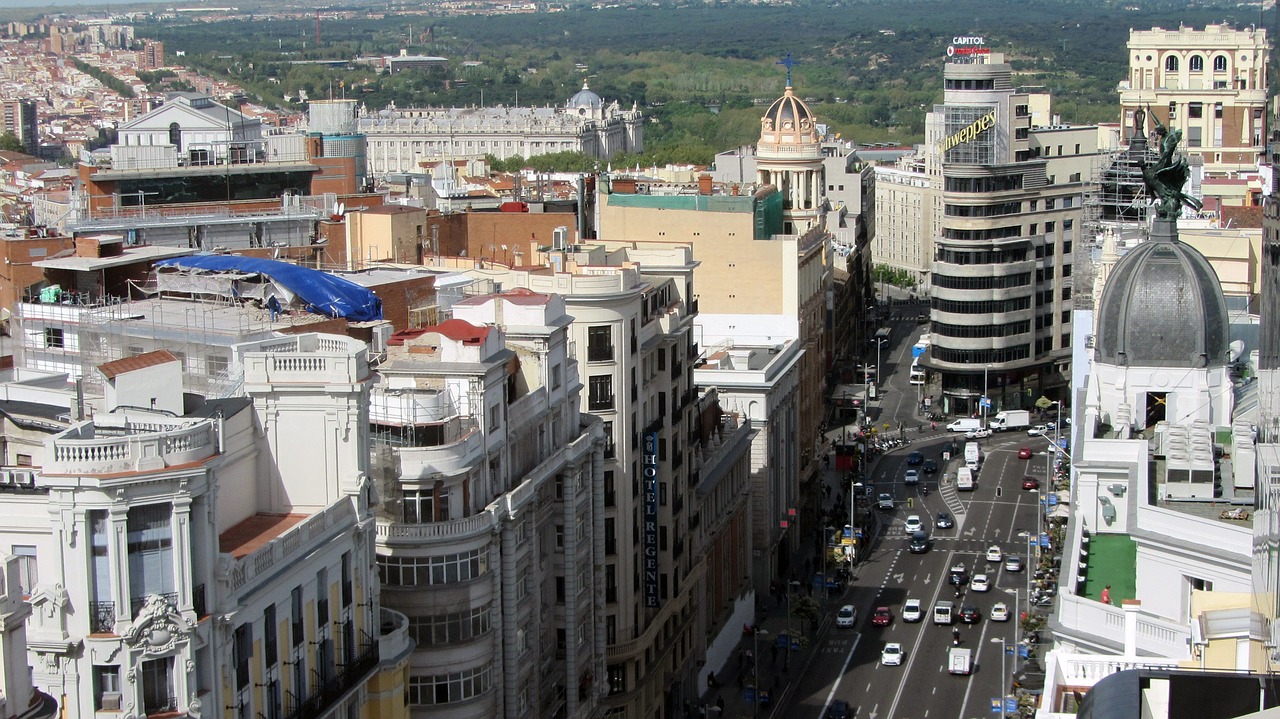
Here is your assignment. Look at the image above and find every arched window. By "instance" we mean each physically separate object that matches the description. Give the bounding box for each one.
[1165,55,1179,72]
[1214,55,1228,72]
[1190,55,1204,72]
[168,122,181,152]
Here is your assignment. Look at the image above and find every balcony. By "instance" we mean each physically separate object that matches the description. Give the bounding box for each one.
[374,512,494,545]
[392,420,485,480]
[369,387,456,425]
[283,641,379,719]
[90,600,116,634]
[46,420,218,476]
[378,608,414,662]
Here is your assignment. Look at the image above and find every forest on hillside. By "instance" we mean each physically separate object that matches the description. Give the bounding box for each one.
[134,0,1269,165]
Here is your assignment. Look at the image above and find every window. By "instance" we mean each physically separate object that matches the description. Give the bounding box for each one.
[1215,102,1223,119]
[588,376,614,410]
[141,657,176,715]
[94,666,121,711]
[291,586,304,647]
[12,546,35,595]
[264,605,278,668]
[377,550,489,587]
[604,471,615,507]
[605,519,616,556]
[1064,219,1074,230]
[1165,55,1178,72]
[43,328,64,348]
[1045,221,1055,233]
[1214,55,1227,72]
[1168,102,1177,120]
[127,504,174,611]
[1188,127,1202,147]
[234,623,252,690]
[403,487,449,523]
[168,122,181,151]
[406,666,494,705]
[602,421,615,459]
[1189,103,1203,119]
[315,568,328,630]
[488,404,500,432]
[1190,55,1204,72]
[551,363,562,390]
[1045,199,1056,210]
[608,664,626,695]
[90,511,110,608]
[406,607,492,645]
[586,326,614,362]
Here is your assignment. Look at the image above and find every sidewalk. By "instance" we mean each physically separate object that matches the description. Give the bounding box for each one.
[695,459,855,718]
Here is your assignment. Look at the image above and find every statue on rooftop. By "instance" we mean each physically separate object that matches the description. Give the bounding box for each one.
[1139,105,1203,220]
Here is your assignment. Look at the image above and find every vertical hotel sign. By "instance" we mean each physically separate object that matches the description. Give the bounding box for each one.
[643,431,660,608]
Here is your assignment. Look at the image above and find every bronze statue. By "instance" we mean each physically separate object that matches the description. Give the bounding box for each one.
[1140,105,1203,220]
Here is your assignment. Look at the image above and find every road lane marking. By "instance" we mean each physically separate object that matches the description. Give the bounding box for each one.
[818,631,863,719]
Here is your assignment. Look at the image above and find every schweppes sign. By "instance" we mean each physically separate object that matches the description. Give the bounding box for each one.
[939,110,997,153]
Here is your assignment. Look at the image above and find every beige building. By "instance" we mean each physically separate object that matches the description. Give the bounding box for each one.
[346,204,428,268]
[873,158,936,284]
[598,88,831,588]
[1120,23,1269,177]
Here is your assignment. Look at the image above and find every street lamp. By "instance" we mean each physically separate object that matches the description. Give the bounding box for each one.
[752,628,770,718]
[991,637,1008,719]
[982,364,991,428]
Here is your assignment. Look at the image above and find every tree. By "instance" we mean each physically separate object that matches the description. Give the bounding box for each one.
[0,133,25,153]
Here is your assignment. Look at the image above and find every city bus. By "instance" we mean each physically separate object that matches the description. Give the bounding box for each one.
[908,359,925,385]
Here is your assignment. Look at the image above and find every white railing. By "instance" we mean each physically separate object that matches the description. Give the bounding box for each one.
[378,608,414,661]
[1055,591,1191,658]
[47,421,217,475]
[369,387,456,425]
[227,501,356,592]
[374,512,494,543]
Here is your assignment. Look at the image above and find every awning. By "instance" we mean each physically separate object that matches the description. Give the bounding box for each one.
[1048,504,1071,519]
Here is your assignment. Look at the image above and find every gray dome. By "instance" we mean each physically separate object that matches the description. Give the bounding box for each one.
[568,81,603,109]
[1096,229,1229,368]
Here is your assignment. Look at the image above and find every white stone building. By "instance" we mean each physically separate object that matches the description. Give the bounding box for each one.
[359,83,643,178]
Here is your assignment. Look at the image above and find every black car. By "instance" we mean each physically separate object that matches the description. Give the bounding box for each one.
[959,605,981,624]
[907,451,924,466]
[922,458,939,474]
[827,699,852,719]
[935,512,954,529]
[908,531,930,554]
[948,564,970,586]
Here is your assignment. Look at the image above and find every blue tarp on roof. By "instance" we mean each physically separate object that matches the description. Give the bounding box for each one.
[155,255,383,322]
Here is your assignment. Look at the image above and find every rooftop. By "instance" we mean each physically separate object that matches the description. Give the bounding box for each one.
[1080,533,1137,605]
[219,512,309,558]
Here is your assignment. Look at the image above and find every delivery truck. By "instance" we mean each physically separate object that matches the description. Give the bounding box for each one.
[956,466,975,491]
[989,409,1031,431]
[948,646,973,675]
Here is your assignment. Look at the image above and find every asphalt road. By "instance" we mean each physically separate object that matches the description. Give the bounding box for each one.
[800,320,1051,719]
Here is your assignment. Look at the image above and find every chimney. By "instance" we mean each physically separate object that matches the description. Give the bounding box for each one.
[613,177,637,194]
[1122,599,1141,655]
[698,173,713,195]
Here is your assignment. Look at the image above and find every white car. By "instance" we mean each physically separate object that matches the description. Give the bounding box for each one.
[836,604,856,628]
[985,545,1003,562]
[1027,425,1048,436]
[965,428,992,439]
[904,514,923,533]
[971,574,991,592]
[902,598,923,623]
[881,642,904,666]
[990,602,1010,621]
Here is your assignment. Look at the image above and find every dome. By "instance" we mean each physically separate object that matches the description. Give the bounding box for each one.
[568,81,603,110]
[1095,227,1229,368]
[760,86,813,134]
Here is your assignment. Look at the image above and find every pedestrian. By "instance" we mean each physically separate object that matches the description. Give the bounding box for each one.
[716,696,725,714]
[1101,585,1112,605]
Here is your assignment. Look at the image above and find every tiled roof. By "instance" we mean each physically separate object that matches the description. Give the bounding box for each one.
[97,349,180,379]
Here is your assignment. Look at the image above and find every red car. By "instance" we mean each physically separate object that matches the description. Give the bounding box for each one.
[871,606,893,627]
[1022,476,1040,490]
[1018,447,1033,459]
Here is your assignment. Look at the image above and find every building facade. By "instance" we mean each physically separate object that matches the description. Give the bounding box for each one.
[922,53,1084,413]
[1,100,38,153]
[1119,24,1269,178]
[359,83,642,178]
[367,291,608,719]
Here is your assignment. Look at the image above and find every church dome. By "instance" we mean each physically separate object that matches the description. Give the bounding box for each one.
[568,81,603,110]
[1095,231,1229,368]
[761,86,813,134]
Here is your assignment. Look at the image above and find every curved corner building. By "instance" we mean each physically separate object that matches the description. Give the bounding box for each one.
[923,52,1080,413]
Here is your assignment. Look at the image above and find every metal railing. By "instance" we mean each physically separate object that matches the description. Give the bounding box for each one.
[282,643,379,719]
[90,601,116,634]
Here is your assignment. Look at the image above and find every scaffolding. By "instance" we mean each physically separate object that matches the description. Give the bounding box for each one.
[1077,140,1160,310]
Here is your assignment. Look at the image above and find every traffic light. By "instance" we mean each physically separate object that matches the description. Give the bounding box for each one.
[908,498,913,508]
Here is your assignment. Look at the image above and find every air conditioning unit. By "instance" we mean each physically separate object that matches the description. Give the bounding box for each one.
[100,693,122,711]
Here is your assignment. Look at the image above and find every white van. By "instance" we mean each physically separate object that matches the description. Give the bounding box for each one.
[933,600,955,625]
[964,442,981,469]
[947,418,982,433]
[956,467,975,491]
